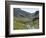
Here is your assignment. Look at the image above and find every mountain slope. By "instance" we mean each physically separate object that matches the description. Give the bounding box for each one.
[14,8,39,19]
[14,8,32,17]
[13,8,39,29]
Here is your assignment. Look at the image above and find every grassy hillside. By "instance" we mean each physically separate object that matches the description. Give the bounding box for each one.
[13,17,39,30]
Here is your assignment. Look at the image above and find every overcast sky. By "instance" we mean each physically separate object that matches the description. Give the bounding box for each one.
[20,8,39,13]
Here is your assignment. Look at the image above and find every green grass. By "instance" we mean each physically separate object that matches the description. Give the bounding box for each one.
[13,17,39,30]
[13,17,28,30]
[32,19,39,29]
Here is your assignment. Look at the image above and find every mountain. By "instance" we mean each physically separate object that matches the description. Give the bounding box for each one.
[14,8,32,17]
[13,8,39,29]
[14,8,39,19]
[33,11,39,18]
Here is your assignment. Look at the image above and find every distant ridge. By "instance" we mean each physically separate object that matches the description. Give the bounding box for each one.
[14,8,39,19]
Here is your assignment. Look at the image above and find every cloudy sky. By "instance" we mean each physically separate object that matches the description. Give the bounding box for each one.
[21,8,39,13]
